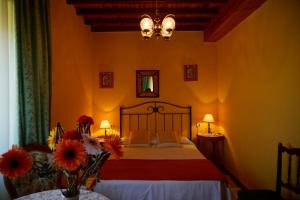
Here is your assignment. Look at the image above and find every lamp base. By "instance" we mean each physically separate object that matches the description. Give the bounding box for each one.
[208,123,212,134]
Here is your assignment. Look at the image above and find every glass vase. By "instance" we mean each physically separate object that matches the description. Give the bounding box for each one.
[61,193,79,200]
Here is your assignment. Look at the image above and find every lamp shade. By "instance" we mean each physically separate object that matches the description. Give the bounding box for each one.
[203,114,215,123]
[100,120,111,129]
[140,15,153,33]
[140,15,154,40]
[162,14,175,32]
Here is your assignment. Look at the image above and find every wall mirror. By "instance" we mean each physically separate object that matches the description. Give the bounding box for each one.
[136,70,159,98]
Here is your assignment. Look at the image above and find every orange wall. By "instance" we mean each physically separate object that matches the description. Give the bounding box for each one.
[50,0,218,135]
[91,32,218,136]
[50,0,95,130]
[217,0,300,193]
[51,1,300,194]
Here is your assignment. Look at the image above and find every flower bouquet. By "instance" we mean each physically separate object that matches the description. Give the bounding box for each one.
[0,115,122,200]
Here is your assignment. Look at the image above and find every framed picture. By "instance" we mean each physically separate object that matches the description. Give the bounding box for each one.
[136,70,159,98]
[99,72,114,88]
[184,64,198,81]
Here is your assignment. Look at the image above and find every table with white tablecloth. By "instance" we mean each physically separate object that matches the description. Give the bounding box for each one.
[15,189,110,200]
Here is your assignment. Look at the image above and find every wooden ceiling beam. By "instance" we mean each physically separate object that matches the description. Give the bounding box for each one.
[81,12,216,20]
[204,0,266,42]
[67,0,227,9]
[85,18,211,25]
[89,21,209,27]
[91,27,139,32]
[66,0,265,38]
[76,8,218,16]
[91,25,204,32]
[67,0,226,2]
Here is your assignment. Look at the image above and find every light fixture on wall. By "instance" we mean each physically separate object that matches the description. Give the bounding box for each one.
[100,120,111,136]
[203,114,215,134]
[140,0,175,40]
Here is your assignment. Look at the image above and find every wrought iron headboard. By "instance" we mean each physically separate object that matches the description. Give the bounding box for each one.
[120,101,192,139]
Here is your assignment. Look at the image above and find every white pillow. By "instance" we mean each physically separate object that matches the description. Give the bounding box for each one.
[180,136,193,144]
[128,129,150,147]
[157,130,179,144]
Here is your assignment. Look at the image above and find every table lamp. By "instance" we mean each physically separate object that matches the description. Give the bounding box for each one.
[100,120,111,136]
[203,114,214,134]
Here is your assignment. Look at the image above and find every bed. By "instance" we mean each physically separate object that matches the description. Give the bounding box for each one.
[94,101,231,200]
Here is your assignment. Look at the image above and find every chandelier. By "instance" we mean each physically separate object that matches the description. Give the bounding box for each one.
[140,1,175,40]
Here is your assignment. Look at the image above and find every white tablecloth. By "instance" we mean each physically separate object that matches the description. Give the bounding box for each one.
[15,189,110,200]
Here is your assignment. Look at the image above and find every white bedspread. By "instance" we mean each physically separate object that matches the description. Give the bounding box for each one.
[95,144,232,200]
[95,180,231,200]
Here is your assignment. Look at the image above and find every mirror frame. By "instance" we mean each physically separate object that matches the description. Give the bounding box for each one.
[136,70,159,98]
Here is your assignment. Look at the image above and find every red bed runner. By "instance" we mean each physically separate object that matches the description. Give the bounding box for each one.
[100,159,225,181]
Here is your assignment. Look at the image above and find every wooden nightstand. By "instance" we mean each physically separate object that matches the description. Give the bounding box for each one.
[195,133,225,169]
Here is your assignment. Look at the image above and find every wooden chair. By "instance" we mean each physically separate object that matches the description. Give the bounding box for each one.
[3,144,58,199]
[238,143,300,200]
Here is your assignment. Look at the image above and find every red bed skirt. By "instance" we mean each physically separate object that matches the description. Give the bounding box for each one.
[100,159,225,181]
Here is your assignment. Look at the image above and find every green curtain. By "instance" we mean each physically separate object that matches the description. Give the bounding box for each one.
[15,0,51,146]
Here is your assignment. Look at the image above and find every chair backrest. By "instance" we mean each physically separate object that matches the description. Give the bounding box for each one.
[276,143,300,196]
[3,144,57,199]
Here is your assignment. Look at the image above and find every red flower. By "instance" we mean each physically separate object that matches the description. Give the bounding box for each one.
[63,130,82,141]
[77,115,94,125]
[0,145,33,179]
[103,135,123,159]
[54,140,86,171]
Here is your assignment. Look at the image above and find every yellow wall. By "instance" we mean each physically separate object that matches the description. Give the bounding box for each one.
[217,0,300,190]
[50,0,95,130]
[91,32,218,136]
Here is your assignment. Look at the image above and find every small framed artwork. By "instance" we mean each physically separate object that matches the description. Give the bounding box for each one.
[184,64,198,81]
[99,72,114,88]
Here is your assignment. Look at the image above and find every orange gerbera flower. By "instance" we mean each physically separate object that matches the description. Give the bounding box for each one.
[63,130,82,141]
[54,140,86,171]
[103,135,123,159]
[0,145,32,179]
